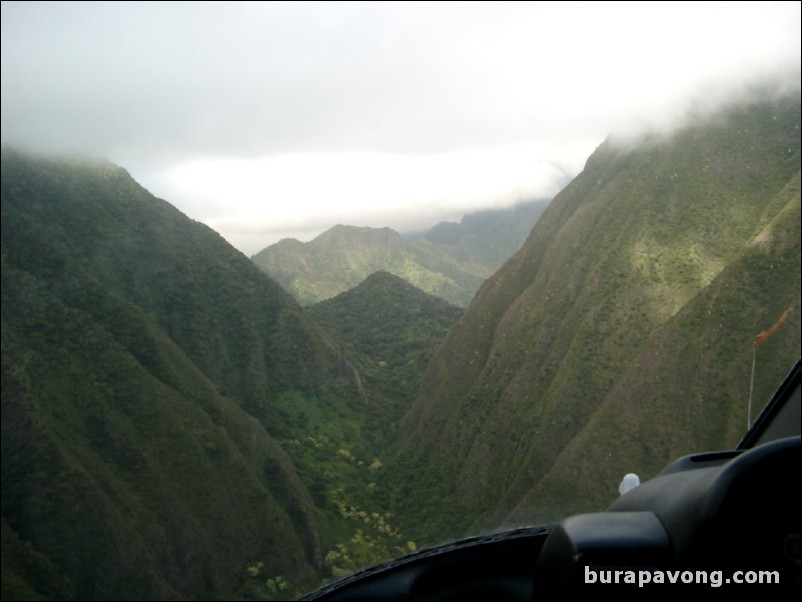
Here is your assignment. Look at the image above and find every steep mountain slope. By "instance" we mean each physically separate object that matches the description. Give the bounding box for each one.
[251,200,547,307]
[397,94,801,541]
[1,152,365,599]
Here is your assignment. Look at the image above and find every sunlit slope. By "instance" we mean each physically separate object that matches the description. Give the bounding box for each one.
[251,201,547,307]
[398,95,801,540]
[1,153,364,599]
[508,172,801,523]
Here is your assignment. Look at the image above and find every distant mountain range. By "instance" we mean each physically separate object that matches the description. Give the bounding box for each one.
[251,200,548,307]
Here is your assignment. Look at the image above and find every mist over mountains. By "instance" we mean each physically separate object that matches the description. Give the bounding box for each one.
[2,91,800,600]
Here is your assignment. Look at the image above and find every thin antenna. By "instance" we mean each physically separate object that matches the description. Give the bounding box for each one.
[748,346,757,428]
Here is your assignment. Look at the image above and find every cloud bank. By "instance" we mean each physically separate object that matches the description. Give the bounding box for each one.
[2,1,799,253]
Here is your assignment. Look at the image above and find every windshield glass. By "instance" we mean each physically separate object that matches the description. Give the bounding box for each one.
[1,2,799,601]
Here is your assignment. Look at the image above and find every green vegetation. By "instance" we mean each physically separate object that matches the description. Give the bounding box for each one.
[251,200,548,307]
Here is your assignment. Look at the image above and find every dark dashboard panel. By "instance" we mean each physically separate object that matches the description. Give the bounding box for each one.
[304,527,548,601]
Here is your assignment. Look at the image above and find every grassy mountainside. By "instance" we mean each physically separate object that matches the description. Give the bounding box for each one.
[251,200,547,307]
[509,174,801,522]
[397,94,801,542]
[0,152,366,599]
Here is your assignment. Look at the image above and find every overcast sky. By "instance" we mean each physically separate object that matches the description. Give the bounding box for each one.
[2,1,800,254]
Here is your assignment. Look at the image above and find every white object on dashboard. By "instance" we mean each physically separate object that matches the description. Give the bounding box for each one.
[618,473,640,495]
